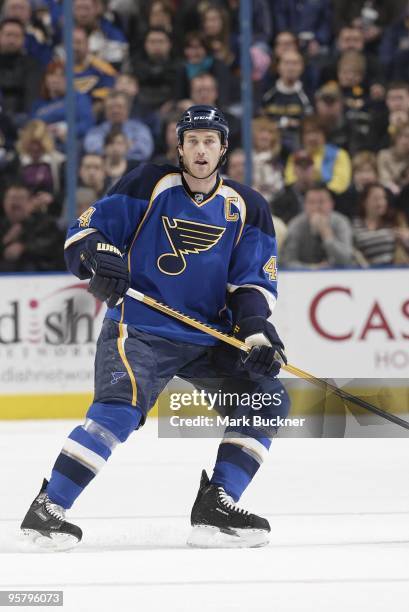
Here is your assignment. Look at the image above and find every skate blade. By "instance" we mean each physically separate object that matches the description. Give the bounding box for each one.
[19,529,80,552]
[187,525,269,549]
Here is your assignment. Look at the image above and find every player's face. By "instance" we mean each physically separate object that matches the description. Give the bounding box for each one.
[180,130,224,178]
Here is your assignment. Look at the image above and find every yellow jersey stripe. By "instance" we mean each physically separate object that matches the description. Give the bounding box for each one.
[117,314,137,407]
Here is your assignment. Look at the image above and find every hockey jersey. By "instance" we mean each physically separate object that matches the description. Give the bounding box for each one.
[65,163,278,345]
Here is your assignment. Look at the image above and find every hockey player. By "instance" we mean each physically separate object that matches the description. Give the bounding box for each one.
[20,105,289,549]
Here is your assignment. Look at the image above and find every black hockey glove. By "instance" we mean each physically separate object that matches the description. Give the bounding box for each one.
[234,316,287,377]
[80,241,129,308]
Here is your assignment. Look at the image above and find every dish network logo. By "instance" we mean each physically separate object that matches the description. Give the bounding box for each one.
[0,283,104,345]
[310,286,409,341]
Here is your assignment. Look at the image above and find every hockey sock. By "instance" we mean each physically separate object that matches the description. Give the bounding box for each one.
[210,434,271,502]
[46,402,143,509]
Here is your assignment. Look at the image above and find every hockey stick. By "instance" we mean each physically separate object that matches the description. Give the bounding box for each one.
[126,288,409,431]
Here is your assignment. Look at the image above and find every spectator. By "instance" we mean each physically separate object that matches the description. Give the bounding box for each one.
[130,27,179,113]
[252,117,283,203]
[75,185,98,216]
[320,26,384,99]
[73,26,117,111]
[71,0,128,69]
[114,72,160,138]
[332,0,403,53]
[2,0,53,65]
[377,123,409,194]
[14,119,65,216]
[272,149,316,223]
[314,81,368,154]
[225,0,273,50]
[103,128,136,189]
[0,182,64,271]
[223,146,288,251]
[152,112,179,166]
[78,153,108,198]
[261,31,298,90]
[262,50,312,153]
[183,73,241,149]
[281,184,353,268]
[174,31,231,107]
[84,90,154,161]
[285,116,352,194]
[368,81,409,151]
[201,3,234,67]
[335,151,379,219]
[144,0,174,35]
[335,50,372,147]
[314,82,348,147]
[0,18,43,119]
[275,0,333,52]
[353,182,409,265]
[31,60,95,149]
[379,3,409,77]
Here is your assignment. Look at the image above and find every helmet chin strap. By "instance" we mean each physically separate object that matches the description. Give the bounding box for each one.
[178,149,226,181]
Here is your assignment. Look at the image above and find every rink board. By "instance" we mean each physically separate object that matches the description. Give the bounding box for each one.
[0,270,408,419]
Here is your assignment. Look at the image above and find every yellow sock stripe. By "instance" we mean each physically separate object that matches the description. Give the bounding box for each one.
[117,305,137,406]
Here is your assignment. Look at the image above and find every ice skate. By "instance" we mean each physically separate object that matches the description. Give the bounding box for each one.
[20,479,82,551]
[187,470,270,548]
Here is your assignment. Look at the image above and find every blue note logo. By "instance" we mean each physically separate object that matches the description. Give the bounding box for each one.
[111,371,127,385]
[157,216,226,275]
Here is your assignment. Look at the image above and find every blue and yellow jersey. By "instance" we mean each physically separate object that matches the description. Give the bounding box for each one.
[65,163,278,344]
[74,56,117,100]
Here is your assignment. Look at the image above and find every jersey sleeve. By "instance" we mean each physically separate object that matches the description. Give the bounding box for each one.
[64,163,168,278]
[226,183,278,323]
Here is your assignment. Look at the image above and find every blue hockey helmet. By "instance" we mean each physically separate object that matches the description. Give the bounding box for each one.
[176,105,229,145]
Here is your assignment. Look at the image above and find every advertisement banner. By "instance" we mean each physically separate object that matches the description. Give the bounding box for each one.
[274,268,409,379]
[0,269,407,413]
[0,274,105,396]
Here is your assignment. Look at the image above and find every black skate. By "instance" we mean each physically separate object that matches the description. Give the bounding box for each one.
[20,479,82,551]
[187,470,270,548]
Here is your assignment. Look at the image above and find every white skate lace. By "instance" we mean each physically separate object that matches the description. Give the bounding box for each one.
[45,498,66,521]
[218,488,249,515]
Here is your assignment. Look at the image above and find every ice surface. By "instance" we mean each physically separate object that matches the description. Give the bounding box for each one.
[1,419,409,611]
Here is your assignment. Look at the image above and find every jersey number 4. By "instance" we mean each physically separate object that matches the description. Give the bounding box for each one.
[263,256,277,281]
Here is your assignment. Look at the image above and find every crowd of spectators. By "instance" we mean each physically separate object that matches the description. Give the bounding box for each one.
[0,0,409,272]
